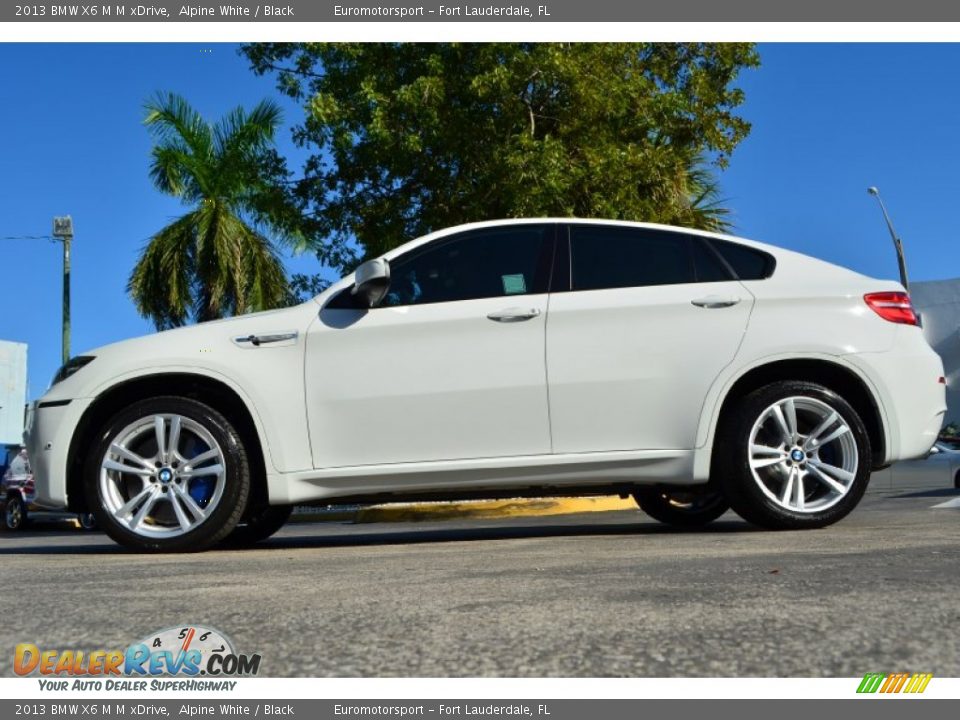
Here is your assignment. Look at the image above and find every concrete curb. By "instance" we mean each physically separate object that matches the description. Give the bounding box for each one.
[353,495,638,524]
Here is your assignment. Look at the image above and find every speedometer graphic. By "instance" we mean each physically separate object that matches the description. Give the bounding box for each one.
[135,625,236,675]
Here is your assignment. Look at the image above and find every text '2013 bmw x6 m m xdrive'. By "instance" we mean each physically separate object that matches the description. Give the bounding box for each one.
[27,220,946,551]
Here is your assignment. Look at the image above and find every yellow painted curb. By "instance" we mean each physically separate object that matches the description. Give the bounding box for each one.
[353,495,638,524]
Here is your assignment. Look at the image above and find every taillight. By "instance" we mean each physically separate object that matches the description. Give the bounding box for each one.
[864,292,919,326]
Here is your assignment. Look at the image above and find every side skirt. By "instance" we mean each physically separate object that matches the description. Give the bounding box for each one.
[266,449,701,506]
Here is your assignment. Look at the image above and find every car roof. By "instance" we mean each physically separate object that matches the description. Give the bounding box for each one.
[379,218,778,261]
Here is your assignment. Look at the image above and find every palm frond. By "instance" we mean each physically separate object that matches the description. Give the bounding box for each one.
[128,212,198,329]
[144,92,212,159]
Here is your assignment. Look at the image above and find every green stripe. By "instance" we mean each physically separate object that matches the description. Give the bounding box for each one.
[857,673,885,693]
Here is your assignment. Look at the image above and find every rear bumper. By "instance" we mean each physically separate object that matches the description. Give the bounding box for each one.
[845,329,946,463]
[24,398,93,510]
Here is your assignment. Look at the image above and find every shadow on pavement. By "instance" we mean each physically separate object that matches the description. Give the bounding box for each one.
[258,517,760,551]
[0,512,760,555]
[888,488,960,498]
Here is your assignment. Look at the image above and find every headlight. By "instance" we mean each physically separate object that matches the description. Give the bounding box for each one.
[51,356,95,387]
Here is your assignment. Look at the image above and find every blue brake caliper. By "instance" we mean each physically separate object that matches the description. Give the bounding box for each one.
[183,439,216,508]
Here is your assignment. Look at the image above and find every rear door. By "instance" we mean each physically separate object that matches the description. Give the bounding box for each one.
[546,224,754,453]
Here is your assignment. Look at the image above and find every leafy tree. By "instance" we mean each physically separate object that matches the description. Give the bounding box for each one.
[129,92,298,329]
[243,42,759,273]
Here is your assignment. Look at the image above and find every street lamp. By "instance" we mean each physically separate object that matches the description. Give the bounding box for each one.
[51,216,73,365]
[867,187,910,292]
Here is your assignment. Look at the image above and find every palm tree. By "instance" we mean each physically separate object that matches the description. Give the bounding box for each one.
[644,150,732,234]
[129,92,291,329]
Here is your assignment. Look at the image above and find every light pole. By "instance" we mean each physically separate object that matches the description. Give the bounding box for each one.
[867,187,910,292]
[51,216,73,364]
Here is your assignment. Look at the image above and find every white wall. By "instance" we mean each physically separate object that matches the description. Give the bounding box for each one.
[0,340,28,445]
[911,279,960,425]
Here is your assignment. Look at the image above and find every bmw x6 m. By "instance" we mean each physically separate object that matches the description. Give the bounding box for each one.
[26,220,946,551]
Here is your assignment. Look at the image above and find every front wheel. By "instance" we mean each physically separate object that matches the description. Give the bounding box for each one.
[4,495,27,531]
[84,396,251,552]
[633,488,729,527]
[714,381,872,530]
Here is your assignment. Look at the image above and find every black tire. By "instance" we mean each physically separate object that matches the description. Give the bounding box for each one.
[77,513,98,531]
[221,504,293,547]
[4,494,27,531]
[84,396,251,552]
[634,488,729,527]
[954,469,960,490]
[714,381,872,530]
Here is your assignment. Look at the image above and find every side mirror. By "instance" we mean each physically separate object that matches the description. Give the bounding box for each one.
[351,258,391,308]
[929,445,941,455]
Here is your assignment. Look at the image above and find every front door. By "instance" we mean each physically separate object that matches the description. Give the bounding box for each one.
[305,224,555,468]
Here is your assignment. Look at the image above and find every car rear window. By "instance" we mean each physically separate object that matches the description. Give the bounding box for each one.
[692,239,735,282]
[707,238,776,280]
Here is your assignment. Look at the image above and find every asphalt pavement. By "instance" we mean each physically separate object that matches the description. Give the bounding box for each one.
[2,490,959,677]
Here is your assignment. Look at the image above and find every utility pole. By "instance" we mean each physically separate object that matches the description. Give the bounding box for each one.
[867,187,910,292]
[52,216,73,364]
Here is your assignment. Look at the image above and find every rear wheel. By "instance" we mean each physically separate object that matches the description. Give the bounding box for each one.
[4,494,26,531]
[221,504,292,547]
[715,381,871,530]
[84,396,250,552]
[633,488,728,527]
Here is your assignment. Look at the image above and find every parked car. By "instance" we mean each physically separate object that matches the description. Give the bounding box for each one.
[2,447,96,531]
[870,441,960,492]
[25,220,946,551]
[937,435,960,451]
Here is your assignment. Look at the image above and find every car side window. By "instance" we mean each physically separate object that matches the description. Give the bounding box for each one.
[707,238,776,280]
[692,238,735,282]
[380,226,550,307]
[569,226,696,291]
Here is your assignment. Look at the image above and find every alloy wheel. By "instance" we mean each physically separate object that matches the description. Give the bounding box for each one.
[747,396,859,514]
[5,498,23,530]
[98,414,226,538]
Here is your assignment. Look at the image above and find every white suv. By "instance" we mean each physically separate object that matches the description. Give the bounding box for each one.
[26,220,946,551]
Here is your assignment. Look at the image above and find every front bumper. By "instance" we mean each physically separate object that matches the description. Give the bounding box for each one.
[25,397,93,510]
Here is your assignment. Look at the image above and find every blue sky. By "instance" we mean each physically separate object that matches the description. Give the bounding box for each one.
[0,42,958,400]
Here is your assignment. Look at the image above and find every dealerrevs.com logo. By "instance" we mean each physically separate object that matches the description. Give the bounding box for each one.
[15,626,261,690]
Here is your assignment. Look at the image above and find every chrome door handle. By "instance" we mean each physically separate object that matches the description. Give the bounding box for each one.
[486,307,542,322]
[691,296,741,309]
[234,331,298,347]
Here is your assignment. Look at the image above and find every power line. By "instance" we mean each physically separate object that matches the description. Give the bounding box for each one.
[2,235,55,241]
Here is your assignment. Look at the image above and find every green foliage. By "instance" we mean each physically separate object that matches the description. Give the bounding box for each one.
[129,92,298,329]
[243,42,759,273]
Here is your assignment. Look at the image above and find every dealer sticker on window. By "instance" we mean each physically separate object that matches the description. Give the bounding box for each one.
[502,274,527,294]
